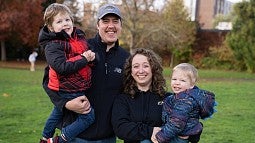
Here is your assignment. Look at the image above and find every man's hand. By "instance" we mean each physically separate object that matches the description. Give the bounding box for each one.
[65,96,91,114]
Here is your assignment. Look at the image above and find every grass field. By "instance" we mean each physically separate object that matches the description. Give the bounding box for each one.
[0,61,255,143]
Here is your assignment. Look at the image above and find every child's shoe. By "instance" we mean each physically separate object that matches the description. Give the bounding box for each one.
[39,139,47,143]
[47,136,59,143]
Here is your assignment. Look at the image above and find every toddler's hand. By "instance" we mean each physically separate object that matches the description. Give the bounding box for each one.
[81,50,95,62]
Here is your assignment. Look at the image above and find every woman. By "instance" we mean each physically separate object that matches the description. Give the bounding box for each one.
[111,48,169,143]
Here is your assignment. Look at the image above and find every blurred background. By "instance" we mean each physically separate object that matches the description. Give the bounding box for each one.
[0,0,254,73]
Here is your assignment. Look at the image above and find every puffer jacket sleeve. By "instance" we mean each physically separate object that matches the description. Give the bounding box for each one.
[45,42,88,76]
[189,86,217,119]
[156,96,193,143]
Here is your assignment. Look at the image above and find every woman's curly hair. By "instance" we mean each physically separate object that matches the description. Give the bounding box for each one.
[123,48,167,97]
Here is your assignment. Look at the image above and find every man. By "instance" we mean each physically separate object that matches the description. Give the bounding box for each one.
[42,3,130,143]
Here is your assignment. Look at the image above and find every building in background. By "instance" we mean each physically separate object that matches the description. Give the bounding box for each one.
[184,0,240,30]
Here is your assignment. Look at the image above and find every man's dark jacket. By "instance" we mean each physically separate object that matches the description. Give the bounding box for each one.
[42,33,130,140]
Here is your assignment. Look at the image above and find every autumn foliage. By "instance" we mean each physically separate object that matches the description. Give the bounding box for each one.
[0,0,44,48]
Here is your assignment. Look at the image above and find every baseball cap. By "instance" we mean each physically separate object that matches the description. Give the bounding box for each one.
[97,4,122,20]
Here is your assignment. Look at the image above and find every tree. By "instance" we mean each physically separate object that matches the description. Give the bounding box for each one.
[159,0,196,67]
[17,0,44,47]
[120,0,165,52]
[64,0,83,26]
[80,3,97,38]
[110,0,196,67]
[0,0,44,61]
[0,0,85,61]
[0,0,16,61]
[226,0,255,73]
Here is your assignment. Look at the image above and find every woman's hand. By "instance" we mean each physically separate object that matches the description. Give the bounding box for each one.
[65,96,91,114]
[151,127,161,143]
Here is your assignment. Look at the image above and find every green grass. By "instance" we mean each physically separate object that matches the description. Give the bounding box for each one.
[0,64,255,143]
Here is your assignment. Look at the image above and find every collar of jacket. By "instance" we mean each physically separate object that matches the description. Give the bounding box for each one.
[133,86,151,98]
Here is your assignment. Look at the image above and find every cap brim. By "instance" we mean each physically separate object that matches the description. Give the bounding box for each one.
[98,13,122,20]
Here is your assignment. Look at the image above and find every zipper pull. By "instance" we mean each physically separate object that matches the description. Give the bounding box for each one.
[105,63,108,74]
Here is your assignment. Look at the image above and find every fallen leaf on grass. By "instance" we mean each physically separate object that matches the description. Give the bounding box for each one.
[2,93,10,97]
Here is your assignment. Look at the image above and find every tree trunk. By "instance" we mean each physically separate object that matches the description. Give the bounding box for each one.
[170,52,174,68]
[129,33,134,53]
[1,40,6,61]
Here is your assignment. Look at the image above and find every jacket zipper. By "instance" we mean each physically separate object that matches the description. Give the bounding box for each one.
[105,63,108,74]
